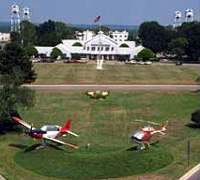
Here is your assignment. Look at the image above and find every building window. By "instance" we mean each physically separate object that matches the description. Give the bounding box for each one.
[92,47,95,51]
[97,47,100,51]
[111,47,114,51]
[105,47,109,51]
[101,47,103,51]
[87,47,90,51]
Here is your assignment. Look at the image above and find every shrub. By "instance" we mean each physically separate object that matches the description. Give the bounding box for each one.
[119,43,129,48]
[138,48,155,60]
[50,47,63,60]
[72,42,83,47]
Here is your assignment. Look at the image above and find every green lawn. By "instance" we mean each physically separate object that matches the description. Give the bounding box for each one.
[33,63,199,85]
[0,90,200,180]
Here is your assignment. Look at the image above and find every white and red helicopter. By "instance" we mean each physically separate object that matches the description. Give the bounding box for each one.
[12,117,79,149]
[130,120,168,150]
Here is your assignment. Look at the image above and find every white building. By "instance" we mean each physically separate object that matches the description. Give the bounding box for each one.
[0,33,10,42]
[110,30,129,42]
[35,30,143,60]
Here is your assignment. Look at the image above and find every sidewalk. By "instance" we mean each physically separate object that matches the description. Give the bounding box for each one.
[179,164,200,180]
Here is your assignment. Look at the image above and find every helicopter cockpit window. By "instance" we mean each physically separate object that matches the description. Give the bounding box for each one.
[131,130,145,140]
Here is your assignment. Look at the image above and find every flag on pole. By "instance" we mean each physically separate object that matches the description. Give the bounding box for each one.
[94,16,101,23]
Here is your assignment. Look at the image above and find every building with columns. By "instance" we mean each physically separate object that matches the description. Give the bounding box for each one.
[35,30,143,60]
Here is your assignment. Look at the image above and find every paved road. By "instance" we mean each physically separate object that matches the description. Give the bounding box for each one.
[187,169,200,180]
[24,85,199,91]
[179,164,200,180]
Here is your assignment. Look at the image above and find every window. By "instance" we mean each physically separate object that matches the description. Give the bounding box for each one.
[105,47,109,51]
[92,47,95,51]
[111,47,114,51]
[101,47,103,51]
[97,47,100,51]
[87,47,90,51]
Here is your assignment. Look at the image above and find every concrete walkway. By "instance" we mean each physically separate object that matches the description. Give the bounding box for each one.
[179,164,200,180]
[0,175,6,180]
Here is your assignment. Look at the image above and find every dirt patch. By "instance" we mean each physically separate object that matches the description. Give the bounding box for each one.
[108,174,173,180]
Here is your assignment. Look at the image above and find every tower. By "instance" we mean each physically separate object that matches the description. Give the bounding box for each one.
[11,4,21,32]
[173,11,182,28]
[185,9,194,22]
[23,7,30,21]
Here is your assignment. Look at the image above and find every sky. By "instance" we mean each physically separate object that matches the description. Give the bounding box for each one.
[0,0,200,25]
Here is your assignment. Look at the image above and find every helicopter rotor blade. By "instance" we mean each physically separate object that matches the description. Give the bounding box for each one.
[134,119,161,126]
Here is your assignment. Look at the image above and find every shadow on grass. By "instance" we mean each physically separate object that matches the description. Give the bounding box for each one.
[126,146,140,151]
[9,143,28,149]
[186,123,200,129]
[10,143,65,152]
[24,143,65,152]
[126,141,160,151]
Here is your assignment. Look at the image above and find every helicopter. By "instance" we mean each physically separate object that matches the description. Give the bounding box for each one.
[130,120,168,150]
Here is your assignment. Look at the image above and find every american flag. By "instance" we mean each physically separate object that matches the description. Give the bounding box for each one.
[94,16,101,23]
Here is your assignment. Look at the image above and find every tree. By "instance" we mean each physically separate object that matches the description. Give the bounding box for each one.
[0,43,36,132]
[72,42,83,47]
[177,22,200,61]
[0,43,36,85]
[20,20,37,47]
[138,48,155,60]
[138,21,174,54]
[37,20,62,46]
[25,46,38,58]
[50,47,63,60]
[10,31,21,45]
[168,37,189,61]
[55,21,76,39]
[119,43,129,48]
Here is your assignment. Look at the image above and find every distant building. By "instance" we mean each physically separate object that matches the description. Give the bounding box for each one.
[0,32,10,42]
[109,30,129,42]
[0,32,10,50]
[35,30,143,60]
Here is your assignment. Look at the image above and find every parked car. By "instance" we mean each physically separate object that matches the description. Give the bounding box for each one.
[138,61,145,65]
[32,58,40,63]
[144,61,152,65]
[68,59,88,64]
[125,60,137,65]
[39,58,54,63]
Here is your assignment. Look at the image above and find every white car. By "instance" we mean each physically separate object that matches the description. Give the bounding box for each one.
[144,61,152,65]
[125,60,137,65]
[138,61,145,65]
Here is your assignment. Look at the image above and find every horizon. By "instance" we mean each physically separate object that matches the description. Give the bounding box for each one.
[0,0,199,26]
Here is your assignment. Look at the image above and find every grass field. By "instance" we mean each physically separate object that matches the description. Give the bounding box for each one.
[33,63,199,85]
[0,90,200,180]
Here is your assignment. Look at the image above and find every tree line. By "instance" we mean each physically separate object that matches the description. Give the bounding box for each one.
[138,21,200,61]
